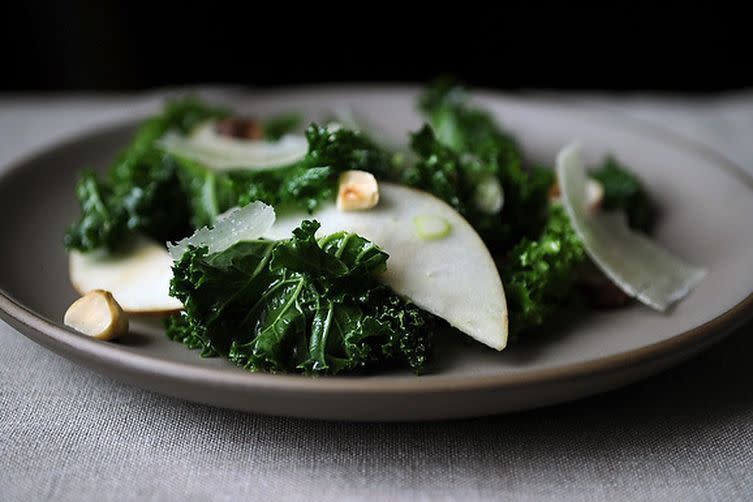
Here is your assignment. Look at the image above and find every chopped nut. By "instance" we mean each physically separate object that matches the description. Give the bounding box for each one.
[549,179,604,211]
[548,182,562,200]
[586,179,604,211]
[214,117,264,140]
[336,170,380,211]
[64,290,129,340]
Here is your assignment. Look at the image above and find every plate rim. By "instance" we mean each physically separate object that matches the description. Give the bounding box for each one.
[2,86,753,397]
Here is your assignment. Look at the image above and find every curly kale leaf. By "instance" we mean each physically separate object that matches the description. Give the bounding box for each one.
[403,126,502,240]
[174,123,394,226]
[411,81,553,251]
[590,156,657,234]
[419,77,520,159]
[419,80,580,334]
[65,99,228,252]
[301,122,394,178]
[502,205,587,337]
[68,105,395,250]
[65,153,192,251]
[63,171,125,251]
[166,220,433,375]
[403,125,553,250]
[502,157,658,336]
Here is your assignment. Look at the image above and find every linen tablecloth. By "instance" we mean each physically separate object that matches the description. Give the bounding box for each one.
[2,89,753,501]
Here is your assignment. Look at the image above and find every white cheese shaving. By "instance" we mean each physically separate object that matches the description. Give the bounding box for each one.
[168,201,276,260]
[156,122,307,171]
[557,143,706,311]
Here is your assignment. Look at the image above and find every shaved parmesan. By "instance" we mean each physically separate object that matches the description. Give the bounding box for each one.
[557,143,705,311]
[156,122,307,171]
[168,201,276,260]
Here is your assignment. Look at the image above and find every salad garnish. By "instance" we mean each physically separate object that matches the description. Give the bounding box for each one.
[61,80,705,375]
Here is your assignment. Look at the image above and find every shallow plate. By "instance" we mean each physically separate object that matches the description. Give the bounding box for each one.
[1,87,752,421]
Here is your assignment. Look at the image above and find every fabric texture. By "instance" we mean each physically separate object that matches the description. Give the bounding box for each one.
[1,91,752,501]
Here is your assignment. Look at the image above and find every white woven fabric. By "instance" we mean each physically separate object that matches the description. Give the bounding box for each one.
[1,91,752,501]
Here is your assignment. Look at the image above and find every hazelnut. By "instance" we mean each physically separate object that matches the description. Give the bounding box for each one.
[64,290,129,340]
[336,170,380,211]
[214,117,264,140]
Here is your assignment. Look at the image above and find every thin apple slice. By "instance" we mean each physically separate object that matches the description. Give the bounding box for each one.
[69,237,182,315]
[70,202,278,316]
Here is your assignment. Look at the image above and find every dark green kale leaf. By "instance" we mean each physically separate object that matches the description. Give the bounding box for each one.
[502,157,658,336]
[166,220,433,375]
[65,99,228,252]
[502,205,587,338]
[172,155,247,228]
[412,80,554,251]
[64,171,127,252]
[301,122,394,178]
[419,77,520,159]
[173,122,394,226]
[403,125,553,250]
[403,125,502,241]
[590,156,657,234]
[67,99,399,252]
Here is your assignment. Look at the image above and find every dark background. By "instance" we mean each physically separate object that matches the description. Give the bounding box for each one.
[3,2,750,93]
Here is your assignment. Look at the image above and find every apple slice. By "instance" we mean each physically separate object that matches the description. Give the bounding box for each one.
[69,237,182,315]
[70,202,278,316]
[266,182,509,350]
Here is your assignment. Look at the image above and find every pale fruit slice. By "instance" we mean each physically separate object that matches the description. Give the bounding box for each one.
[156,122,308,171]
[266,182,508,350]
[557,143,706,311]
[69,237,182,315]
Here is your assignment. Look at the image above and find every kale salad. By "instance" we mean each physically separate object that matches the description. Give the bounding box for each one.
[62,81,706,376]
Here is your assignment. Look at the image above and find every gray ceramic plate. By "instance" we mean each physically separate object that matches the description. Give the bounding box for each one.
[1,87,752,421]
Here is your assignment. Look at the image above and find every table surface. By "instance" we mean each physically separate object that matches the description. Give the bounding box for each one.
[2,89,752,501]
